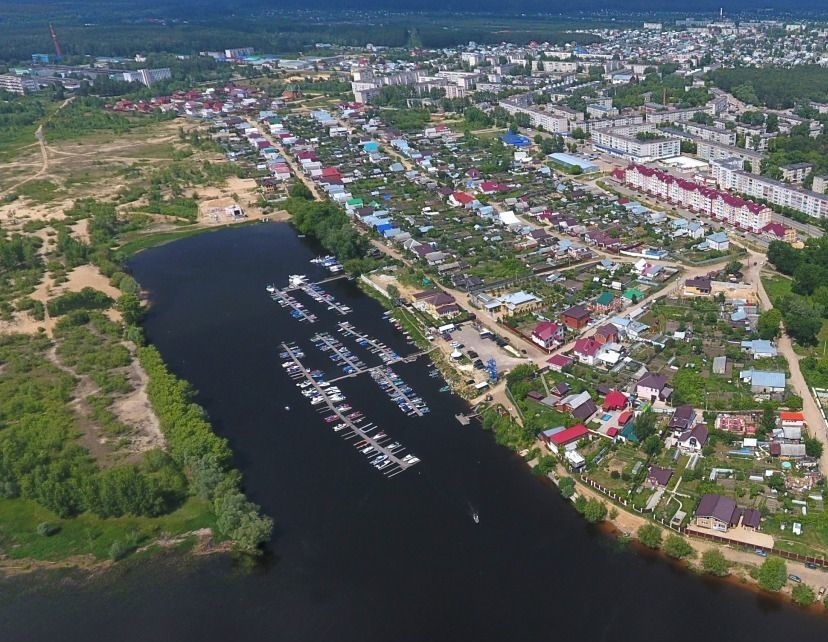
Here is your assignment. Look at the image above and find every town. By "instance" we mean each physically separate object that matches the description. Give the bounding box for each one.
[3,7,828,609]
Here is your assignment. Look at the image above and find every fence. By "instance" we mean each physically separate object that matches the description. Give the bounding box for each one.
[581,474,828,566]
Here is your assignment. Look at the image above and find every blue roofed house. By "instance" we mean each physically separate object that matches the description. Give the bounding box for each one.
[740,369,786,394]
[705,231,729,251]
[740,339,778,360]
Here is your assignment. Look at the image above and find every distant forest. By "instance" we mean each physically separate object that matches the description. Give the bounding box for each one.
[710,67,828,110]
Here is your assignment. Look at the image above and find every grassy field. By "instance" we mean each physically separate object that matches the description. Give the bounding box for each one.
[762,275,793,304]
[116,226,217,257]
[0,497,217,561]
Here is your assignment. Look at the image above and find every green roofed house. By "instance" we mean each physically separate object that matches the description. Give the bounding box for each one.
[593,291,619,313]
[623,288,645,304]
[346,198,364,208]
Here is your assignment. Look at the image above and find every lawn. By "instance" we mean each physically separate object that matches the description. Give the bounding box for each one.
[0,496,217,561]
[762,275,793,305]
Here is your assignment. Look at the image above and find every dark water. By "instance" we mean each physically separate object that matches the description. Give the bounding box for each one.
[1,223,826,641]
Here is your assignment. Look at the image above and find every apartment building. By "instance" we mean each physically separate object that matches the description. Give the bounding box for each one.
[712,159,828,219]
[0,74,40,95]
[617,164,772,231]
[592,130,680,162]
[684,123,737,146]
[696,140,763,173]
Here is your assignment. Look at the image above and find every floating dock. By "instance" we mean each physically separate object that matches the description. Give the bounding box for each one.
[281,342,419,476]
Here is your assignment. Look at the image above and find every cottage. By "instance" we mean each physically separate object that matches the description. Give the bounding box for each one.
[739,369,786,394]
[531,321,564,350]
[740,339,778,360]
[636,372,672,402]
[602,390,628,411]
[684,275,712,296]
[694,494,761,533]
[561,304,591,330]
[674,424,708,453]
[573,337,601,366]
[668,405,696,433]
[592,291,619,313]
[647,466,673,489]
[545,424,590,453]
[546,354,573,372]
[593,323,619,345]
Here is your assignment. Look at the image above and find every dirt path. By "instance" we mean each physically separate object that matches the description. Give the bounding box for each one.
[0,97,73,199]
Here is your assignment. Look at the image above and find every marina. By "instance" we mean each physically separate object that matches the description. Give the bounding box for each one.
[266,274,352,323]
[370,365,430,417]
[310,331,367,375]
[337,321,401,363]
[280,341,419,477]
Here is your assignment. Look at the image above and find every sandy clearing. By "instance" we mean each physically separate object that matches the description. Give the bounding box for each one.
[109,355,165,460]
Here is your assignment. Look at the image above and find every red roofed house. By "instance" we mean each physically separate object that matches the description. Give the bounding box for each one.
[449,191,475,207]
[546,354,573,372]
[531,321,564,350]
[479,180,508,195]
[780,411,805,428]
[547,424,590,453]
[602,390,628,411]
[761,222,796,244]
[573,337,601,366]
[561,304,591,330]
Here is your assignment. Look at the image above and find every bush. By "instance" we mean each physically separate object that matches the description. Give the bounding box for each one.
[663,534,694,560]
[610,470,621,479]
[109,540,127,561]
[701,549,731,576]
[792,584,816,606]
[637,523,663,549]
[47,287,113,316]
[757,557,787,592]
[36,522,58,537]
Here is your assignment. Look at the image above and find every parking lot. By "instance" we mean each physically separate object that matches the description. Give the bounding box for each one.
[449,323,530,375]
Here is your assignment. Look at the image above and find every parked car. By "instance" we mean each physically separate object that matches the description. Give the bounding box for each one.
[467,350,479,359]
[805,562,818,570]
[788,574,802,583]
[754,549,768,557]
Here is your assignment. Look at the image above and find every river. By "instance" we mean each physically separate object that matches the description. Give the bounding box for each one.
[1,222,826,641]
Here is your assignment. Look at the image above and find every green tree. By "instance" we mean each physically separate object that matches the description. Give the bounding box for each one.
[642,435,663,457]
[117,293,143,325]
[558,477,575,499]
[583,499,607,524]
[633,409,658,441]
[288,182,314,201]
[663,534,694,559]
[757,557,787,591]
[805,436,824,458]
[792,584,816,606]
[701,549,731,576]
[637,523,663,549]
[757,308,782,340]
[760,402,777,436]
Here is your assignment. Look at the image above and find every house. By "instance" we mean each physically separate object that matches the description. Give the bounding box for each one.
[674,423,708,453]
[647,466,673,489]
[592,291,620,313]
[622,287,645,304]
[684,275,712,296]
[573,337,601,366]
[705,231,730,251]
[558,391,592,413]
[531,321,564,350]
[449,191,475,207]
[602,390,628,411]
[740,339,778,360]
[593,323,619,345]
[770,442,807,458]
[561,304,591,330]
[546,354,573,372]
[636,372,672,402]
[572,400,598,422]
[499,291,543,315]
[739,369,786,394]
[780,411,805,429]
[545,423,590,453]
[668,405,696,433]
[695,494,761,533]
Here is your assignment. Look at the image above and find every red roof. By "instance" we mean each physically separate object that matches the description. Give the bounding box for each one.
[606,427,619,437]
[547,354,573,368]
[780,411,804,422]
[574,337,600,357]
[602,390,628,411]
[321,167,341,177]
[549,424,589,446]
[451,191,474,205]
[533,321,562,341]
[761,222,787,238]
[617,410,633,426]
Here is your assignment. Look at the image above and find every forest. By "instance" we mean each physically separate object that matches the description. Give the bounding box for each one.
[766,239,828,346]
[709,66,828,109]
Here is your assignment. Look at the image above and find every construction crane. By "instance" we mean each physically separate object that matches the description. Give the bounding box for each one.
[49,23,63,61]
